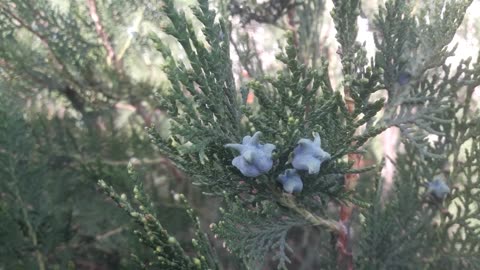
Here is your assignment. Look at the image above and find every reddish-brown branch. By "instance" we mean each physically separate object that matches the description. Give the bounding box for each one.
[0,5,66,73]
[336,91,362,270]
[0,4,86,92]
[86,0,122,71]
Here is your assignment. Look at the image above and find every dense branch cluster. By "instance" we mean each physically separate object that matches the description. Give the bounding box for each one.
[0,0,479,269]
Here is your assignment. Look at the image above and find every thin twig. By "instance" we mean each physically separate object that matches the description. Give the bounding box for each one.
[278,193,344,234]
[86,0,122,71]
[118,7,145,61]
[95,226,125,241]
[0,4,82,88]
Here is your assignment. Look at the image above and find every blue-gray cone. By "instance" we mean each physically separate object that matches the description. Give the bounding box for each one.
[427,177,450,200]
[398,72,412,86]
[292,133,330,174]
[278,169,303,193]
[225,132,275,177]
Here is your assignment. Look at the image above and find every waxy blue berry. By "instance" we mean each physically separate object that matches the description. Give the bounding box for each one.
[278,169,303,193]
[225,132,275,177]
[292,133,330,174]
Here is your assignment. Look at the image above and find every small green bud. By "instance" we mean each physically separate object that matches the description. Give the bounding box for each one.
[127,162,134,174]
[98,180,107,188]
[120,194,127,200]
[192,238,198,247]
[155,246,163,253]
[193,258,201,266]
[168,236,176,244]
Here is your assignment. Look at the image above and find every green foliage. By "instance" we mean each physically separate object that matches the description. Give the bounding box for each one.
[144,0,388,267]
[357,4,480,266]
[141,0,480,268]
[358,141,480,269]
[212,196,307,269]
[98,165,219,270]
[373,0,474,158]
[0,0,162,121]
[148,0,385,196]
[0,94,56,270]
[0,0,194,267]
[148,0,242,194]
[1,0,479,269]
[0,91,153,269]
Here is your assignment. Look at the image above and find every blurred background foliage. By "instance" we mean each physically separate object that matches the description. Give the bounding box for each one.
[0,0,479,269]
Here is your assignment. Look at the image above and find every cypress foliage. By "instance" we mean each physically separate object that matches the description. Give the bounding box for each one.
[1,0,479,269]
